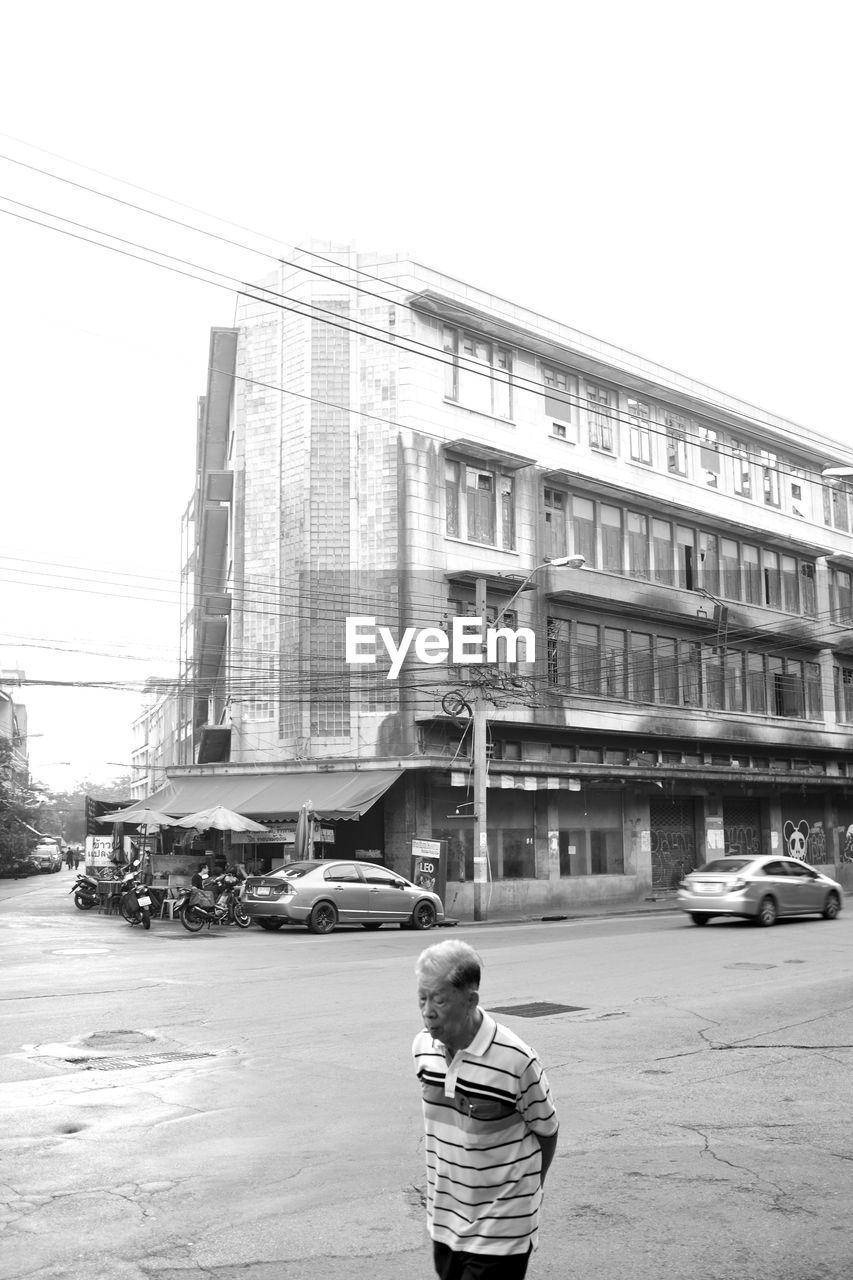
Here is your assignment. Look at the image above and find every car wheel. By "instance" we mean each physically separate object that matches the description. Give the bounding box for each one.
[757,895,778,927]
[689,912,711,926]
[257,918,284,931]
[411,900,437,930]
[361,923,382,930]
[307,901,338,934]
[822,892,841,920]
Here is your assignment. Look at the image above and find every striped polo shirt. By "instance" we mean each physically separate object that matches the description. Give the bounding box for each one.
[413,1008,559,1257]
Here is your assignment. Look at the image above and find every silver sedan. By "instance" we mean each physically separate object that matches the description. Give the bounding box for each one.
[242,859,445,934]
[677,855,844,926]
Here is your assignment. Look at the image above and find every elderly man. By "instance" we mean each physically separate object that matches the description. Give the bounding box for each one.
[413,939,559,1280]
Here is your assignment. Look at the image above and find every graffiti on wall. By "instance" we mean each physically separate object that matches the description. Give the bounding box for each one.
[782,819,826,864]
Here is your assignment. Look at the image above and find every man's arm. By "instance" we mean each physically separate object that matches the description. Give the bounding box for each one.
[535,1129,559,1185]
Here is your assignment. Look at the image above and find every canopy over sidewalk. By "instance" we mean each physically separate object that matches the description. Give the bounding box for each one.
[143,769,402,822]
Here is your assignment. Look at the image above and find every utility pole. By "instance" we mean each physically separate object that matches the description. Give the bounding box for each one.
[468,556,585,923]
[472,575,489,921]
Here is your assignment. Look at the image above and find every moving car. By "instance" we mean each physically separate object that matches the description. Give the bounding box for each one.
[243,859,445,934]
[31,842,63,873]
[677,855,844,926]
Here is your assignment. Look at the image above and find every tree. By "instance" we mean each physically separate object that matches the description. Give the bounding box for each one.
[0,741,44,870]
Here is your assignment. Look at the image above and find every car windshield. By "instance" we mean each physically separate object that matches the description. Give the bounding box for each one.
[277,860,323,879]
[694,859,751,874]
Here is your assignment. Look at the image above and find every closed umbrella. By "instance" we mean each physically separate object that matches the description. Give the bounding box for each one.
[294,801,313,860]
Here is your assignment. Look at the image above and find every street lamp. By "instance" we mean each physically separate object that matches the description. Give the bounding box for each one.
[470,555,585,920]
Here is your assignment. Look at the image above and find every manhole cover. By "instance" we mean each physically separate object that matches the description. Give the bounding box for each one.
[66,1051,215,1071]
[491,1002,586,1018]
[724,962,776,971]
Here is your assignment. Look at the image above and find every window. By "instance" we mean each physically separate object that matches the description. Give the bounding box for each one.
[665,412,688,475]
[586,382,615,452]
[763,549,781,609]
[681,642,702,705]
[731,440,753,497]
[544,488,567,559]
[703,644,725,710]
[442,325,458,400]
[543,366,577,439]
[628,398,652,464]
[676,526,696,591]
[628,512,650,579]
[445,460,515,549]
[603,628,627,697]
[444,328,513,418]
[742,544,761,605]
[800,563,816,617]
[656,638,679,704]
[748,653,767,714]
[781,555,799,613]
[576,623,601,695]
[836,666,853,723]
[760,450,780,507]
[601,504,623,571]
[720,539,741,601]
[824,479,852,532]
[699,533,719,595]
[769,657,805,718]
[805,662,822,720]
[652,519,674,586]
[571,496,596,567]
[631,633,654,702]
[699,427,720,488]
[831,568,853,623]
[726,650,746,712]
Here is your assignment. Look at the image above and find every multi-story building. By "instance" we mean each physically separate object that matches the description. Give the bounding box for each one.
[0,670,28,778]
[149,247,853,918]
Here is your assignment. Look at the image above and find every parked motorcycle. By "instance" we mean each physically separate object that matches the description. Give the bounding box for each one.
[119,861,153,930]
[69,871,101,910]
[177,869,250,933]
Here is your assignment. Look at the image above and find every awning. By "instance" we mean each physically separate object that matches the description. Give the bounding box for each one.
[143,769,402,822]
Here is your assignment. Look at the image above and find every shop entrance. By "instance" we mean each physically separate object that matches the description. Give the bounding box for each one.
[649,798,698,890]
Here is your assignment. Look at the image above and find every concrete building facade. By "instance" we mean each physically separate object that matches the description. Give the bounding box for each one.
[161,247,853,918]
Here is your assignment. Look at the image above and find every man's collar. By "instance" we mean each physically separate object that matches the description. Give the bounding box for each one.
[461,1007,496,1058]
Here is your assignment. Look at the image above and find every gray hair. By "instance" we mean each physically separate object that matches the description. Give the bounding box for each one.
[415,939,481,990]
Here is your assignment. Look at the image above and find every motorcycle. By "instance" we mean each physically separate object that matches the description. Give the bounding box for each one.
[69,871,101,910]
[119,861,153,931]
[177,869,251,933]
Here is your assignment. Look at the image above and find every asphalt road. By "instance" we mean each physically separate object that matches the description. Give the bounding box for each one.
[1,871,851,1279]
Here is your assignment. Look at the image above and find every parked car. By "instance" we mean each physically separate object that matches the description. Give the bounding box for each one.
[31,842,63,873]
[677,855,844,926]
[243,859,445,934]
[0,852,36,879]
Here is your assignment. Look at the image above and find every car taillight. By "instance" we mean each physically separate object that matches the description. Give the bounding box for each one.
[731,878,749,891]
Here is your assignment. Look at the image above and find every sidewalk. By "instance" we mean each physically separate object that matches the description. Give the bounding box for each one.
[443,891,681,928]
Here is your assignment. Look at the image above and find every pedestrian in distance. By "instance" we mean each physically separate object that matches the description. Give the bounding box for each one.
[413,939,559,1280]
[72,848,81,870]
[64,846,74,871]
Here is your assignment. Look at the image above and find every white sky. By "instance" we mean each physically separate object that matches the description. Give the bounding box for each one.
[1,0,851,791]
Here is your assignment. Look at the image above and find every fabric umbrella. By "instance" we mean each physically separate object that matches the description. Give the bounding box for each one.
[96,806,181,873]
[294,800,313,859]
[97,806,179,827]
[172,805,267,833]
